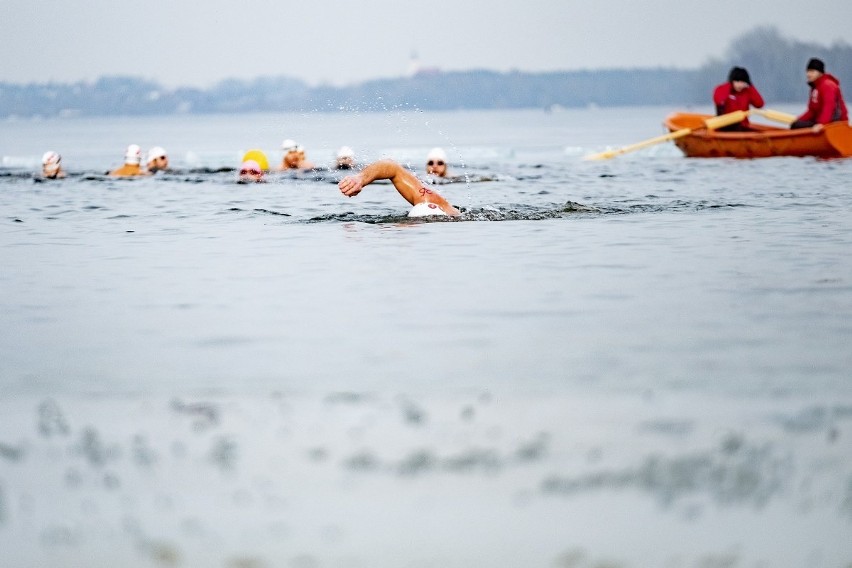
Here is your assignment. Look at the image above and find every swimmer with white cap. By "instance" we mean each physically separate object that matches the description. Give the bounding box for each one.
[278,139,315,170]
[146,146,169,173]
[109,144,150,177]
[334,146,356,170]
[426,147,449,177]
[41,151,66,179]
[338,159,460,217]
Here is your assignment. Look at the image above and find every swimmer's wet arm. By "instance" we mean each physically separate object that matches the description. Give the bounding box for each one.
[338,160,412,198]
[338,159,459,216]
[339,159,396,196]
[367,160,459,215]
[416,185,461,217]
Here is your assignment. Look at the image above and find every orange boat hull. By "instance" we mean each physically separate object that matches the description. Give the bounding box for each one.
[664,113,852,159]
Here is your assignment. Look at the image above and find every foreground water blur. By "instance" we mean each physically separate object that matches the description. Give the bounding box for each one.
[1,107,851,567]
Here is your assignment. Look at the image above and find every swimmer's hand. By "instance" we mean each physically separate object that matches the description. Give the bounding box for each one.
[338,174,364,197]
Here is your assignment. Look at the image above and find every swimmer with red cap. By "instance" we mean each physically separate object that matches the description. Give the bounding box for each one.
[338,159,460,217]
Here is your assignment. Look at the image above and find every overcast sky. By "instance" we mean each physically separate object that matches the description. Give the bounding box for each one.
[2,0,849,88]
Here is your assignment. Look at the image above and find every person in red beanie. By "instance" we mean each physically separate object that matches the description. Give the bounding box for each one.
[712,66,765,131]
[791,58,848,130]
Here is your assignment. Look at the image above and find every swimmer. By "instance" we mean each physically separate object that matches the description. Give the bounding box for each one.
[278,139,315,170]
[109,144,150,177]
[334,146,356,170]
[426,147,449,177]
[338,159,460,217]
[295,145,315,170]
[238,159,265,183]
[241,149,270,172]
[41,151,66,179]
[146,146,169,173]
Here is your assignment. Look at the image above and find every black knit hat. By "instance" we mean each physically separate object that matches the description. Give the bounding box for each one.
[807,58,825,73]
[728,67,751,85]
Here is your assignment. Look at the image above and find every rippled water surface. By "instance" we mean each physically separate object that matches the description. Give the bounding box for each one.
[2,108,851,567]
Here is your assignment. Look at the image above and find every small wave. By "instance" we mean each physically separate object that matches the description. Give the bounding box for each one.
[0,170,34,180]
[253,208,291,217]
[303,201,599,224]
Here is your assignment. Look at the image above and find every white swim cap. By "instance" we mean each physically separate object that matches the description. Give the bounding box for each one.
[124,144,142,165]
[336,146,355,159]
[281,139,298,152]
[427,147,447,162]
[147,146,167,162]
[408,202,448,217]
[42,151,61,165]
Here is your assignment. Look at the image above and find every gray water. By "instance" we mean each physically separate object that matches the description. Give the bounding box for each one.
[1,107,851,567]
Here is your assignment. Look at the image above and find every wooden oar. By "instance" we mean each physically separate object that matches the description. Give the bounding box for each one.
[583,111,748,160]
[751,108,797,125]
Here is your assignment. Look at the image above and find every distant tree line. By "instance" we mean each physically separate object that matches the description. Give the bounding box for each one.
[1,27,849,118]
[691,26,852,103]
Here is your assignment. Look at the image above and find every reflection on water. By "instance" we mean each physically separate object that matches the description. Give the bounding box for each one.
[1,392,851,567]
[2,108,852,566]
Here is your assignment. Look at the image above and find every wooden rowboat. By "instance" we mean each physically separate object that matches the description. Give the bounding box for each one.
[664,112,852,159]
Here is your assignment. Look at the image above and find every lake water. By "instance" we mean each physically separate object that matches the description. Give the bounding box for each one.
[1,107,851,567]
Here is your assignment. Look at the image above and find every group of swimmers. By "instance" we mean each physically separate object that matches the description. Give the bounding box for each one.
[713,57,848,131]
[37,144,169,180]
[36,141,460,217]
[234,144,459,217]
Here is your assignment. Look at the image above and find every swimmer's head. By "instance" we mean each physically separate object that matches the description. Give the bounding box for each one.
[146,146,168,171]
[42,151,61,166]
[124,144,143,165]
[241,149,269,171]
[281,141,302,168]
[42,151,62,177]
[238,159,264,183]
[408,202,449,218]
[335,146,355,169]
[426,147,448,177]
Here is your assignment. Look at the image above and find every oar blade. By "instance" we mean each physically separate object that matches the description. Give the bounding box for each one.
[824,122,852,158]
[582,128,692,161]
[583,149,619,161]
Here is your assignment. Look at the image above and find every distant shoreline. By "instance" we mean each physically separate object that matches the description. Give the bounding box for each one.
[2,27,849,119]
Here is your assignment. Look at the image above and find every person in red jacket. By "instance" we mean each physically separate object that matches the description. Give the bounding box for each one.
[712,67,765,131]
[791,58,849,130]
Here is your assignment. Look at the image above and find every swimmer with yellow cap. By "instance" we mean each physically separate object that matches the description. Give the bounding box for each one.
[338,159,459,217]
[241,149,269,172]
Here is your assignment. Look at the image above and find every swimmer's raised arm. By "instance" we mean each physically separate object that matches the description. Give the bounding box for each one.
[338,159,460,216]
